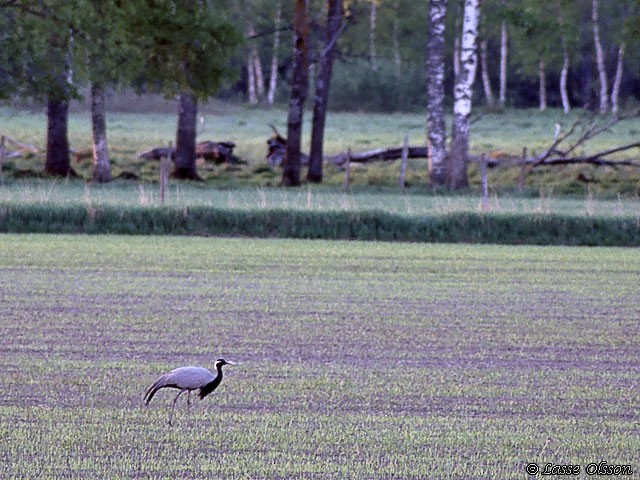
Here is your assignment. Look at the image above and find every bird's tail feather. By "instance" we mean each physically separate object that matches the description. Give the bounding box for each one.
[144,374,168,405]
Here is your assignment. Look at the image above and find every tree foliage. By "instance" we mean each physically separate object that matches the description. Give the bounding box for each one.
[128,0,241,99]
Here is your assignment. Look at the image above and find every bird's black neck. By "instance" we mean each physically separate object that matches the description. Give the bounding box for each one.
[199,367,223,399]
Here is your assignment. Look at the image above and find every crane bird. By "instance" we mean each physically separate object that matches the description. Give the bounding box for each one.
[144,358,234,425]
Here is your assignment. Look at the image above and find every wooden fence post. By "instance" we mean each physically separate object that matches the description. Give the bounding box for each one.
[160,141,171,204]
[399,134,409,190]
[343,147,351,190]
[481,153,489,212]
[518,146,527,192]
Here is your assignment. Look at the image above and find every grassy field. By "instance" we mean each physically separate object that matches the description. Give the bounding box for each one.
[0,235,638,478]
[2,100,640,192]
[2,178,640,219]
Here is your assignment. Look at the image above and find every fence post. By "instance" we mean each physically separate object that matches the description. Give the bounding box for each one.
[518,146,527,192]
[481,153,489,212]
[160,141,171,204]
[343,147,351,190]
[399,134,409,190]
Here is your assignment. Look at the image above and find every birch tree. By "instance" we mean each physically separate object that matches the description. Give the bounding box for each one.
[481,0,510,109]
[247,23,258,104]
[246,22,265,104]
[559,39,570,114]
[449,0,480,190]
[283,0,309,187]
[556,0,576,115]
[426,0,448,187]
[538,56,546,111]
[498,21,507,107]
[611,42,625,114]
[267,1,282,105]
[392,0,401,80]
[479,38,494,107]
[369,0,378,71]
[592,0,608,114]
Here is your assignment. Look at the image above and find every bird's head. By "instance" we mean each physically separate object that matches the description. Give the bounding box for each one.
[215,358,235,368]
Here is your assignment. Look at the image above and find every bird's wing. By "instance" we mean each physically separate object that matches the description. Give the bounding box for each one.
[166,366,215,390]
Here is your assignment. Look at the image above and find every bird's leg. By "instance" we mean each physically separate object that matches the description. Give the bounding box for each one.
[187,390,191,409]
[169,390,185,426]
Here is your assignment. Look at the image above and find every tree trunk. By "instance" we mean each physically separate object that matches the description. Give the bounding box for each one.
[592,0,608,114]
[247,54,257,104]
[499,21,507,107]
[480,39,494,107]
[90,82,112,182]
[174,91,201,180]
[308,0,343,183]
[449,0,480,190]
[45,32,73,177]
[453,35,460,81]
[392,0,401,80]
[45,97,72,176]
[560,40,571,114]
[247,24,258,104]
[611,42,625,115]
[369,0,378,71]
[538,56,547,111]
[254,51,265,99]
[267,1,281,105]
[283,0,309,187]
[426,0,448,187]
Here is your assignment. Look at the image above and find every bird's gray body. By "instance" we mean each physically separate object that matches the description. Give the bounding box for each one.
[160,366,216,390]
[144,358,233,425]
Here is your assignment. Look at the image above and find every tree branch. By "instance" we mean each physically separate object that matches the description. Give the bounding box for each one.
[529,109,640,167]
[246,26,291,41]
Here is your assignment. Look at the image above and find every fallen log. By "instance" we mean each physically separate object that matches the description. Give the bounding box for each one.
[139,141,237,164]
[195,141,236,163]
[266,124,421,168]
[138,146,175,161]
[326,146,428,166]
[0,134,40,159]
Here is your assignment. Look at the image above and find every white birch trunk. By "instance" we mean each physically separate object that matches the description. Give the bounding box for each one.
[247,52,257,104]
[538,56,547,111]
[560,40,570,114]
[267,1,281,105]
[369,0,378,71]
[247,23,258,104]
[450,0,480,190]
[499,21,507,107]
[426,0,448,187]
[592,0,608,114]
[611,42,625,115]
[392,0,401,80]
[480,39,494,107]
[254,52,265,99]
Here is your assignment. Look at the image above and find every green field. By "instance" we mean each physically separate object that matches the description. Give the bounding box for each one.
[0,235,638,478]
[2,101,640,192]
[2,178,640,218]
